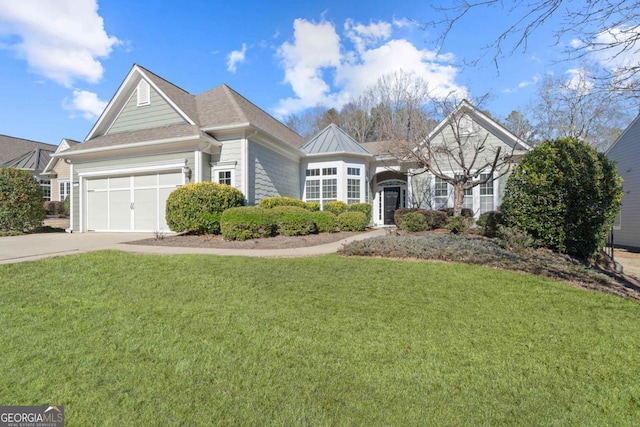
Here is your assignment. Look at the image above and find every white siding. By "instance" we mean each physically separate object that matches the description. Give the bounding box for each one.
[607,115,640,248]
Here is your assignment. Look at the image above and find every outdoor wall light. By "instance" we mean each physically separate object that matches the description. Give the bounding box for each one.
[183,165,192,181]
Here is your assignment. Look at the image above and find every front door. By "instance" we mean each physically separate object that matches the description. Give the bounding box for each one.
[383,187,401,225]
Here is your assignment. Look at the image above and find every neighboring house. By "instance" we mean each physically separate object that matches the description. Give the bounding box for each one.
[42,139,81,202]
[606,113,640,249]
[54,64,529,233]
[0,134,57,200]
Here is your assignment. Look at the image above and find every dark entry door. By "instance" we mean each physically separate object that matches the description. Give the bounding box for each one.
[383,187,401,225]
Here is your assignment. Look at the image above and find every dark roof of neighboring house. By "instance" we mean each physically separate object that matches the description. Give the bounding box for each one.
[1,148,54,171]
[0,134,57,165]
[303,124,371,155]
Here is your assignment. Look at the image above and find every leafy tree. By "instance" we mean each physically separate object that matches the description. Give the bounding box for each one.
[0,167,45,232]
[501,138,622,258]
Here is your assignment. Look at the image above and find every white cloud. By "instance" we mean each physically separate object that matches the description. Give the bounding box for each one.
[344,19,391,53]
[274,18,466,118]
[63,89,107,120]
[227,43,247,73]
[502,74,540,93]
[590,25,640,73]
[0,0,120,87]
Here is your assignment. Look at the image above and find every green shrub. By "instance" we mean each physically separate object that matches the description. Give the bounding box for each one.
[348,202,372,219]
[165,182,245,234]
[220,207,276,241]
[439,207,474,218]
[258,196,307,209]
[0,168,45,232]
[310,211,338,233]
[324,200,348,216]
[272,206,317,236]
[501,138,623,258]
[477,211,504,237]
[304,201,321,212]
[44,201,65,216]
[63,195,70,217]
[399,211,427,232]
[444,216,474,234]
[395,208,447,230]
[337,211,368,232]
[496,225,538,253]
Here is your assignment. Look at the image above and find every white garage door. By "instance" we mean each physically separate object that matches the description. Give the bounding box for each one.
[86,172,182,232]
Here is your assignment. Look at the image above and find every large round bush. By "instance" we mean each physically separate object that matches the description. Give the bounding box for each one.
[501,138,622,258]
[324,201,348,216]
[0,168,45,232]
[258,196,307,209]
[220,206,276,241]
[165,182,245,233]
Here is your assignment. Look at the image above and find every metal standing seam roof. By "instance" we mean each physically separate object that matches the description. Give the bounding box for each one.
[0,134,57,165]
[302,124,371,155]
[1,148,54,170]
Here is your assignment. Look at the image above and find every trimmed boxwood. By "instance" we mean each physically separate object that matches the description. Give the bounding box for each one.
[477,211,504,237]
[304,201,321,212]
[272,206,317,236]
[220,206,276,241]
[0,167,45,232]
[165,182,245,234]
[310,211,338,233]
[395,208,447,230]
[399,211,428,232]
[439,207,474,218]
[324,201,348,216]
[337,211,368,232]
[348,202,372,219]
[258,196,307,209]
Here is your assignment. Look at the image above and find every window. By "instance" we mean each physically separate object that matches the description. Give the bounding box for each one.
[217,171,232,186]
[137,80,150,106]
[463,185,473,211]
[305,180,320,202]
[347,178,360,204]
[40,179,51,201]
[347,167,360,176]
[322,178,337,203]
[479,173,494,214]
[322,167,337,176]
[306,168,320,177]
[59,181,71,201]
[433,177,448,209]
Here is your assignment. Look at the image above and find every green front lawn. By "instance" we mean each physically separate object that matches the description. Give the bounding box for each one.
[1,251,639,425]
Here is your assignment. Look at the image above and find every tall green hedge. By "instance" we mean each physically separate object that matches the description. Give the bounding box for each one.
[0,168,45,232]
[501,138,622,258]
[165,182,245,234]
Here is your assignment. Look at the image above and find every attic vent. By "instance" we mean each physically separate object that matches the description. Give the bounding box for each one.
[137,80,150,106]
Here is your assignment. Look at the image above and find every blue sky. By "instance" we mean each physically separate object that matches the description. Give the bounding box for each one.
[0,0,630,145]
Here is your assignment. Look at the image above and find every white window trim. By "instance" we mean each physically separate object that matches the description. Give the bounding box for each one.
[59,180,71,202]
[212,161,237,187]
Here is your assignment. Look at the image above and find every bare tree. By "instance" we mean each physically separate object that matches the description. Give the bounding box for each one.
[528,70,630,150]
[284,106,328,141]
[401,97,528,216]
[427,0,640,94]
[501,110,537,144]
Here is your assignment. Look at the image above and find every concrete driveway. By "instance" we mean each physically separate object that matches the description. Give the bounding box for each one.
[0,232,151,264]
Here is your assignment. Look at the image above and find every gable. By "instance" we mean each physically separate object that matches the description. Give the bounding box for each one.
[106,82,187,135]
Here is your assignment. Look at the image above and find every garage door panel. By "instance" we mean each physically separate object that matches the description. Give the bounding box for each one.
[85,171,183,232]
[134,188,158,231]
[87,191,108,231]
[109,189,131,230]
